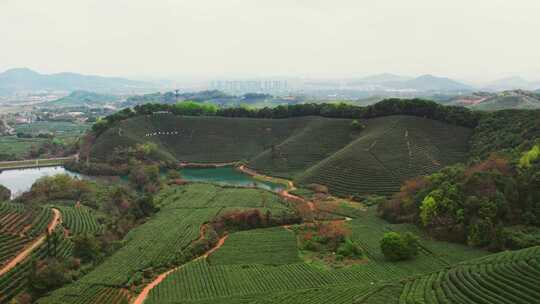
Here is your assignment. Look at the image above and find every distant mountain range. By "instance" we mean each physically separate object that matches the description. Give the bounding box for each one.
[0,68,157,95]
[345,74,473,92]
[2,68,540,99]
[482,76,540,91]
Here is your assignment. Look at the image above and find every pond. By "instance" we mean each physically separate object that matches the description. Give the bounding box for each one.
[0,165,285,199]
[0,166,81,198]
[179,166,285,192]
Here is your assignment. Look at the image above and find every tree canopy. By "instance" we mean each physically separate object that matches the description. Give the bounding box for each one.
[92,98,481,135]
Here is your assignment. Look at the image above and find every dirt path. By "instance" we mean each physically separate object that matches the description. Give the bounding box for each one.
[0,208,61,277]
[132,267,179,304]
[132,234,229,304]
[133,166,354,304]
[236,165,312,207]
[202,235,228,258]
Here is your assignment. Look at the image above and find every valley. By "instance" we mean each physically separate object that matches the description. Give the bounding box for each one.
[3,1,540,302]
[0,99,539,304]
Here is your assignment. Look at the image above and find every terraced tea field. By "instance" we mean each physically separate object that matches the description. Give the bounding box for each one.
[296,115,471,197]
[144,205,487,304]
[209,227,301,266]
[90,114,471,198]
[53,205,103,235]
[249,118,361,178]
[91,115,321,163]
[3,182,535,304]
[37,184,296,304]
[363,246,540,304]
[0,202,69,303]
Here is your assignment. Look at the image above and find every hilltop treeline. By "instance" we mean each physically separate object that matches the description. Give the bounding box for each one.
[92,99,480,134]
[470,109,540,159]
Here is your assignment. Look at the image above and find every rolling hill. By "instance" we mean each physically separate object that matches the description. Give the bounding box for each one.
[295,116,471,197]
[397,74,473,92]
[366,245,540,303]
[42,90,120,108]
[483,76,540,91]
[345,74,473,92]
[91,114,321,163]
[89,113,472,197]
[451,90,540,111]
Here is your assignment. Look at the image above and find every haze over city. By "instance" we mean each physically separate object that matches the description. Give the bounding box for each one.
[2,0,540,82]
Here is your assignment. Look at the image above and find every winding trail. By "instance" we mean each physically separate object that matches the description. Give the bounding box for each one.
[236,165,315,210]
[133,165,351,304]
[0,208,61,277]
[132,234,229,304]
[132,268,178,304]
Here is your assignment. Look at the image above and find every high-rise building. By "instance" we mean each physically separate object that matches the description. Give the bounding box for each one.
[210,80,288,94]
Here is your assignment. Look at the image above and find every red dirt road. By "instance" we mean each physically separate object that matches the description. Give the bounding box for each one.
[0,208,61,277]
[132,234,229,304]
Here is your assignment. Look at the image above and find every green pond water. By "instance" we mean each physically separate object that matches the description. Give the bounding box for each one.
[179,167,285,192]
[0,166,283,199]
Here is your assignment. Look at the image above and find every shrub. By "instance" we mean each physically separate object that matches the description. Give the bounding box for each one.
[29,258,72,297]
[73,234,102,263]
[350,119,365,130]
[362,195,386,206]
[299,221,351,252]
[336,238,363,258]
[519,144,540,168]
[306,184,329,194]
[380,232,419,261]
[0,184,10,201]
[128,165,160,193]
[166,169,181,180]
[302,239,321,251]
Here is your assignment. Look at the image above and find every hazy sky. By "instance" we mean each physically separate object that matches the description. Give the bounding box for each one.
[1,0,540,82]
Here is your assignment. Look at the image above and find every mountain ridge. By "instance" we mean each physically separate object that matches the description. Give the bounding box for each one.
[0,68,155,95]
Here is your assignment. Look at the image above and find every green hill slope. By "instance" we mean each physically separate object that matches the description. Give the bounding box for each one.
[471,91,540,111]
[248,118,361,178]
[295,116,472,197]
[451,90,540,111]
[364,245,540,304]
[90,114,471,197]
[91,114,324,163]
[44,90,119,107]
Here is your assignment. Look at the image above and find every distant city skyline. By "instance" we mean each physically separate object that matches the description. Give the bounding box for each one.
[2,0,540,82]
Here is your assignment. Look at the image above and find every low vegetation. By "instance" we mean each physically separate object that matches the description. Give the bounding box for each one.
[2,99,540,304]
[296,115,471,197]
[379,143,540,251]
[380,232,419,261]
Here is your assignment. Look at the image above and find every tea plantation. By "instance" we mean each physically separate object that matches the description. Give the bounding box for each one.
[37,184,296,304]
[144,203,488,304]
[90,114,471,197]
